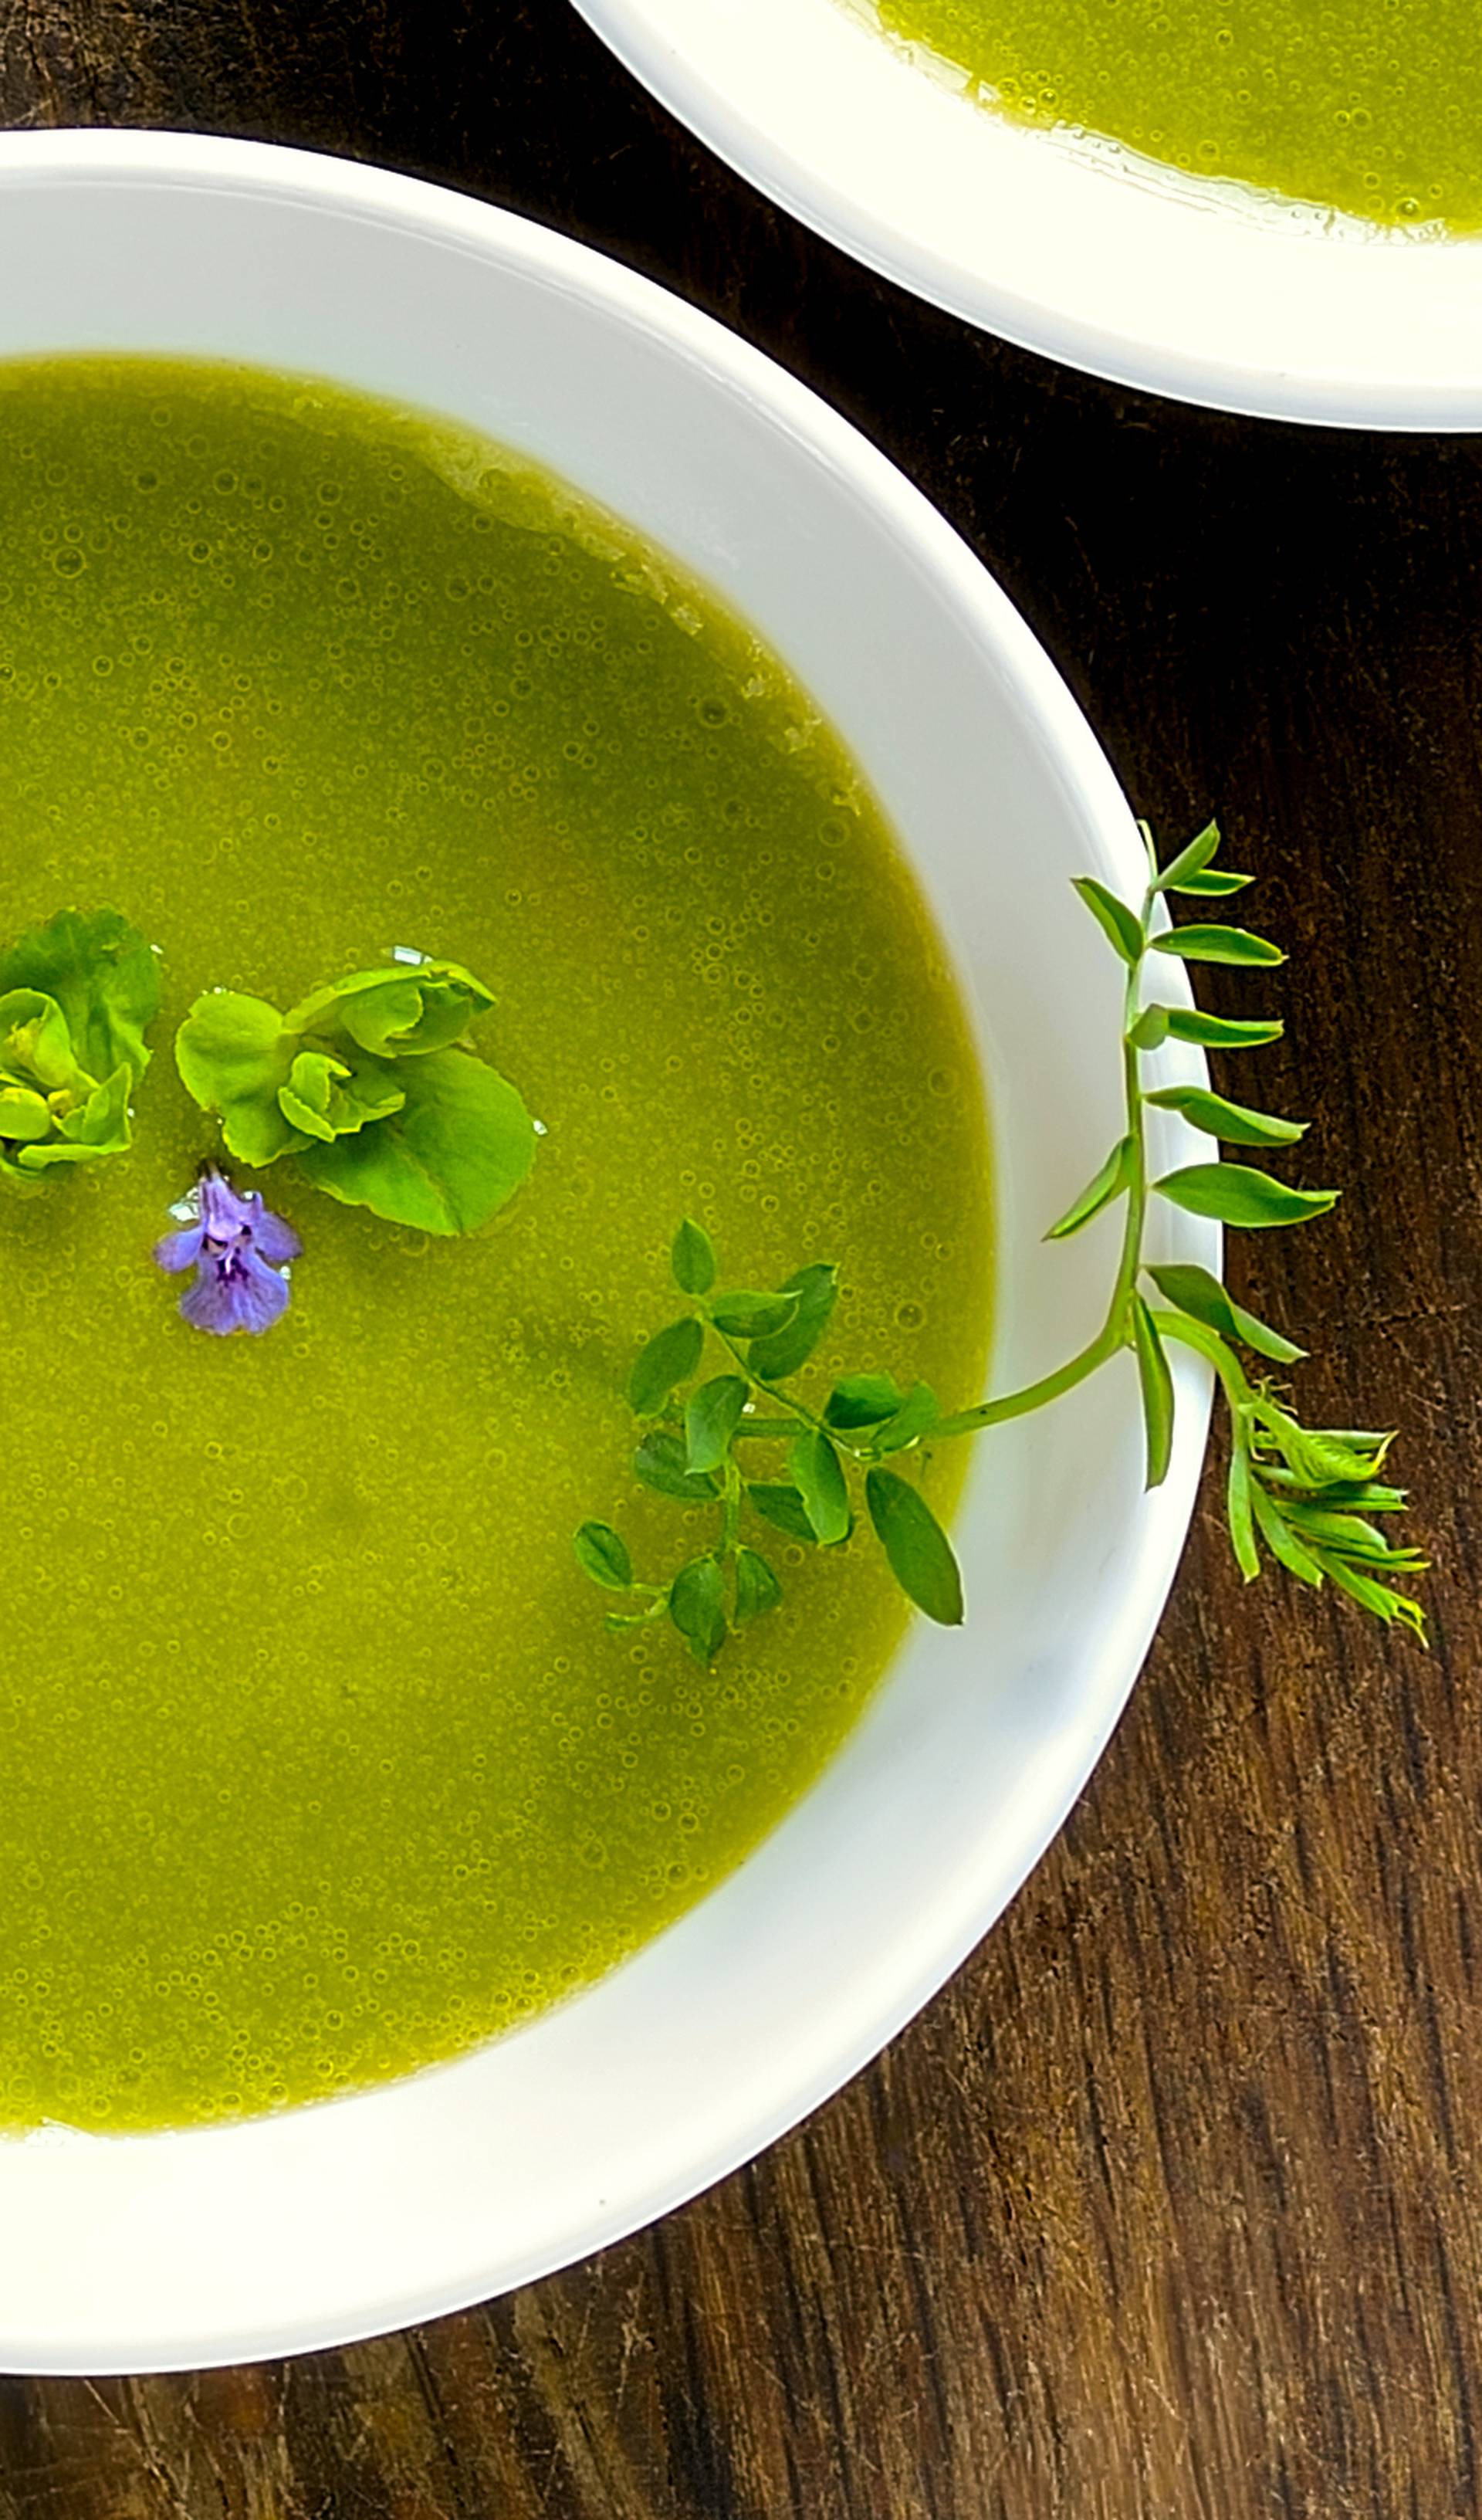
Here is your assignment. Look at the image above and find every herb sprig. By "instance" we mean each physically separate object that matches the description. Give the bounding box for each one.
[577,821,1426,1661]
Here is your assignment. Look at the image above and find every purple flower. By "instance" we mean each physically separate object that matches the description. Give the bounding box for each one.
[155,1166,302,1336]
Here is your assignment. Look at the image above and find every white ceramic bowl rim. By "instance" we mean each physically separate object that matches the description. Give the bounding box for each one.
[574,0,1482,428]
[0,129,1213,2371]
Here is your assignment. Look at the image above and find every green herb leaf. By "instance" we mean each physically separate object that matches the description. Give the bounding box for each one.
[1145,1262,1305,1363]
[789,1428,851,1545]
[176,991,306,1167]
[1155,1163,1338,1228]
[296,1045,536,1234]
[1045,1136,1133,1241]
[709,1289,800,1340]
[1165,868,1254,896]
[671,1218,716,1297]
[1163,1008,1284,1051]
[1130,1295,1174,1490]
[733,1546,783,1625]
[1150,925,1284,967]
[748,1262,838,1379]
[1250,1483,1325,1585]
[1071,876,1145,966]
[0,907,160,1089]
[278,1047,407,1143]
[668,1556,728,1665]
[283,961,495,1059]
[1227,1441,1260,1582]
[1152,820,1221,892]
[1312,1552,1427,1641]
[628,1316,706,1418]
[633,1429,722,1504]
[746,1482,818,1544]
[1145,1084,1307,1148]
[685,1374,749,1474]
[0,912,159,1191]
[825,1372,907,1431]
[1128,1005,1170,1052]
[573,1522,634,1592]
[864,1469,964,1626]
[870,1381,941,1457]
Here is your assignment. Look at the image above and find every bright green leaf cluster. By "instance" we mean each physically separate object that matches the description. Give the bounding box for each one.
[574,1218,963,1662]
[174,959,536,1235]
[579,817,1426,1661]
[0,909,160,1193]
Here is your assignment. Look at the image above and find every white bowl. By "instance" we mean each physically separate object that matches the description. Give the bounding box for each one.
[574,0,1482,427]
[0,129,1213,2371]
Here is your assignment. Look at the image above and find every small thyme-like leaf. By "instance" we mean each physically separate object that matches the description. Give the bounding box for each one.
[790,1428,851,1546]
[1072,876,1145,964]
[1155,1163,1338,1228]
[672,1218,716,1296]
[1163,1007,1284,1051]
[574,1522,634,1592]
[1045,1136,1133,1241]
[669,1556,728,1665]
[864,1470,963,1627]
[734,1546,783,1625]
[710,1288,799,1340]
[1130,1295,1174,1490]
[1151,924,1285,968]
[749,1262,837,1379]
[1145,1085,1307,1148]
[1144,1262,1304,1365]
[628,1316,705,1416]
[685,1375,749,1475]
[747,1483,818,1545]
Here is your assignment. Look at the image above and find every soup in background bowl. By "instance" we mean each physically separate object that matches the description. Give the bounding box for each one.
[0,129,1210,2372]
[574,0,1482,425]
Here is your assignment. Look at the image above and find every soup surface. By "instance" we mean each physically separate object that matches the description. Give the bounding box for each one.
[871,0,1482,229]
[0,359,990,2132]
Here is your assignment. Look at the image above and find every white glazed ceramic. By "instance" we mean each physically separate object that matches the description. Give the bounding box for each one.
[574,0,1482,428]
[0,130,1214,2373]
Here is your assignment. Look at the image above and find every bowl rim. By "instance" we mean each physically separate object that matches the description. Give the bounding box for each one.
[571,0,1482,430]
[0,127,1213,2369]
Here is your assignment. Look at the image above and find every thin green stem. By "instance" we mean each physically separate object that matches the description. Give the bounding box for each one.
[936,886,1153,1442]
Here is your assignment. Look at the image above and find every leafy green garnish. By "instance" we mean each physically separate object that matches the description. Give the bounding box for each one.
[174,957,536,1235]
[576,823,1426,1658]
[0,909,160,1191]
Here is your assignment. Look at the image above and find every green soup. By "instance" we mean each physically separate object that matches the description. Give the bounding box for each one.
[0,359,991,2132]
[871,0,1481,229]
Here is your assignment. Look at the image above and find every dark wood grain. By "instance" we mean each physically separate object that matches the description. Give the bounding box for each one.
[2,3,1479,2512]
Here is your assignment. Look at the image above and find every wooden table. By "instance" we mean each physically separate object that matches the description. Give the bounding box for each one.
[2,6,1477,2513]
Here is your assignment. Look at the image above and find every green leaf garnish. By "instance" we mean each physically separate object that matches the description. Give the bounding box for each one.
[824,1372,906,1430]
[1045,1135,1133,1241]
[629,1316,705,1417]
[1155,1163,1338,1228]
[574,1522,634,1592]
[668,1556,728,1665]
[864,1469,964,1627]
[733,1546,783,1625]
[1072,876,1145,965]
[577,818,1426,1657]
[1150,924,1284,967]
[1162,1008,1284,1051]
[1144,1262,1304,1365]
[748,1262,838,1379]
[709,1288,800,1340]
[789,1428,851,1546]
[1130,1294,1174,1490]
[685,1375,749,1475]
[1144,1085,1306,1147]
[0,909,160,1191]
[671,1218,717,1296]
[174,956,535,1235]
